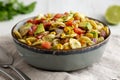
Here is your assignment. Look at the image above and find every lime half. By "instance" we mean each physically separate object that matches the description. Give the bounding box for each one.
[105,5,120,24]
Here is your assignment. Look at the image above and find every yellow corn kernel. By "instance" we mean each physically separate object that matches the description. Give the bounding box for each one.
[63,43,70,49]
[47,13,52,18]
[86,33,93,38]
[64,46,70,49]
[64,27,72,34]
[56,44,63,49]
[61,33,66,38]
[26,40,32,45]
[50,31,56,35]
[80,39,87,47]
[69,17,74,21]
[74,12,80,18]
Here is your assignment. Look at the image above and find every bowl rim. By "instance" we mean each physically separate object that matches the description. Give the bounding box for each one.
[11,16,111,55]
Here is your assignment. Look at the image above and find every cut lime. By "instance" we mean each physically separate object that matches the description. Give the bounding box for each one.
[105,5,120,24]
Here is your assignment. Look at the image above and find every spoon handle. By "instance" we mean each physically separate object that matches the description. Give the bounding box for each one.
[0,68,15,80]
[9,65,31,80]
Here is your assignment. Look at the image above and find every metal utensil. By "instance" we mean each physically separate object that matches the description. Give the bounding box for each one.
[0,67,15,80]
[0,46,31,80]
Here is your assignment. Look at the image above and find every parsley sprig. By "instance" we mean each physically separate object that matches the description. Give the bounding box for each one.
[0,0,36,21]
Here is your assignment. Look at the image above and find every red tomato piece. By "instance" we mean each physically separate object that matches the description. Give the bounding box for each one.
[54,13,64,18]
[27,19,40,24]
[27,19,33,23]
[64,12,69,15]
[32,20,41,24]
[28,26,37,36]
[74,16,80,20]
[65,20,73,26]
[28,29,34,36]
[40,18,46,23]
[31,25,37,31]
[74,28,84,35]
[41,41,52,49]
[43,21,51,27]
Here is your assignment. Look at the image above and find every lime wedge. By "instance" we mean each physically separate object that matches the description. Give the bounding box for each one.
[105,5,120,24]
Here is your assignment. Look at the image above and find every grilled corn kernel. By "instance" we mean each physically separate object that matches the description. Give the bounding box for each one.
[69,17,74,21]
[63,43,70,49]
[61,33,66,38]
[64,27,72,34]
[50,31,56,35]
[56,44,63,49]
[64,46,70,49]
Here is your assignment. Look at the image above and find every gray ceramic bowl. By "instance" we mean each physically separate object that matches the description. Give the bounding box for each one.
[11,17,111,71]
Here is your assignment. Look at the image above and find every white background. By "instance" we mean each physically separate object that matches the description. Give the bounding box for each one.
[0,0,120,36]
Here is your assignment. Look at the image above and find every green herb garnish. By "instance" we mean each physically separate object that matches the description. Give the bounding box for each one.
[0,0,36,21]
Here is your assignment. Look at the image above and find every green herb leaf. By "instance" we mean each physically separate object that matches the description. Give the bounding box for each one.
[0,0,36,21]
[18,2,36,14]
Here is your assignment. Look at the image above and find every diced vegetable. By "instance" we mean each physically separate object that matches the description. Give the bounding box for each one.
[91,30,99,38]
[74,27,84,35]
[41,41,52,49]
[27,19,41,24]
[54,13,64,18]
[65,20,73,26]
[86,22,92,31]
[34,24,45,35]
[86,32,93,38]
[79,22,92,31]
[28,25,37,36]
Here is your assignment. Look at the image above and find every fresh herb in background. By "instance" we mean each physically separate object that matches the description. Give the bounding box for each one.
[0,0,36,21]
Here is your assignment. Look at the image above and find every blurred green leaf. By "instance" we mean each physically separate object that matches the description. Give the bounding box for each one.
[0,10,8,21]
[0,0,36,21]
[18,2,36,14]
